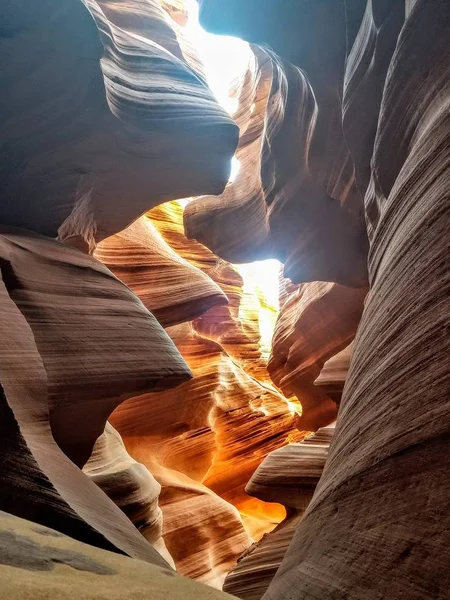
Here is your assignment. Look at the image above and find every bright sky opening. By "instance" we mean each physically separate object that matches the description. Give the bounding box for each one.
[183,1,281,349]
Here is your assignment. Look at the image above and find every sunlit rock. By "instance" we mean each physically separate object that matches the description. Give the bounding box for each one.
[224,426,335,599]
[264,2,450,599]
[0,228,189,564]
[95,216,227,327]
[269,282,366,431]
[2,1,447,598]
[83,423,174,566]
[184,45,368,287]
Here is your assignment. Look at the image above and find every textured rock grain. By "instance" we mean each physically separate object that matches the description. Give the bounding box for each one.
[265,2,450,598]
[95,216,227,327]
[269,282,366,431]
[224,426,334,600]
[184,43,367,286]
[0,0,237,248]
[83,423,174,566]
[0,228,189,565]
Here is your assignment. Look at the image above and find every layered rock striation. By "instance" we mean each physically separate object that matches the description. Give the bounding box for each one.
[0,0,242,581]
[191,1,450,598]
[1,0,237,249]
[2,0,448,598]
[223,426,335,600]
[184,42,368,287]
[0,228,189,565]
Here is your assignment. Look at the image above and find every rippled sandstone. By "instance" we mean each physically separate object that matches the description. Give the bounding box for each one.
[1,0,448,598]
[224,426,335,600]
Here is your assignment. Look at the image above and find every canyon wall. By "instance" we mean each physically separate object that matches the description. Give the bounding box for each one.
[0,0,449,598]
[196,0,450,598]
[224,425,335,600]
[0,0,243,586]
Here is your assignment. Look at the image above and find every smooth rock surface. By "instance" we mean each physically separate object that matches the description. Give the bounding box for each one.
[0,0,237,248]
[95,216,227,327]
[185,43,368,286]
[224,426,335,599]
[265,2,450,598]
[269,282,366,431]
[0,510,237,600]
[83,423,174,566]
[314,342,354,404]
[0,228,189,565]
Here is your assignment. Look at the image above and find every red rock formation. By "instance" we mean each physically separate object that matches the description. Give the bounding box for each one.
[223,426,335,599]
[269,283,366,431]
[0,0,237,248]
[314,342,354,404]
[150,202,305,519]
[263,2,450,598]
[153,461,252,589]
[83,423,174,566]
[94,216,227,327]
[111,318,300,544]
[3,1,448,598]
[0,229,189,565]
[149,202,269,377]
[105,202,305,576]
[101,204,290,573]
[184,44,368,287]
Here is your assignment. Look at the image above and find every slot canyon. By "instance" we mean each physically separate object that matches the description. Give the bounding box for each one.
[0,0,449,598]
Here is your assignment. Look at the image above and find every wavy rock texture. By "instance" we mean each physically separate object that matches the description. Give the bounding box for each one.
[181,2,369,433]
[105,202,293,587]
[0,228,190,566]
[94,216,227,327]
[343,1,406,195]
[269,282,366,431]
[107,311,260,587]
[150,201,304,503]
[149,202,270,379]
[224,426,334,599]
[314,342,354,404]
[105,197,362,583]
[152,461,252,589]
[0,510,238,600]
[111,319,300,544]
[103,201,309,581]
[0,229,190,466]
[184,43,368,287]
[3,1,447,599]
[245,426,335,509]
[264,1,450,598]
[83,423,173,566]
[187,0,370,284]
[0,0,237,249]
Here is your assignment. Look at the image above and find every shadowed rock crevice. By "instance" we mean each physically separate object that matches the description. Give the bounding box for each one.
[0,384,121,555]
